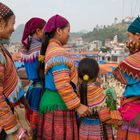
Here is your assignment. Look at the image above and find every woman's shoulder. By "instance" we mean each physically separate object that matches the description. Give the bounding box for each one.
[45,45,70,63]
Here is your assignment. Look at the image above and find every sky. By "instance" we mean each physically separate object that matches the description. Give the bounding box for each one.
[1,0,140,32]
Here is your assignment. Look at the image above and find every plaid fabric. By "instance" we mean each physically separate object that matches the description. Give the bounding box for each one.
[116,121,140,140]
[37,110,78,140]
[79,118,113,140]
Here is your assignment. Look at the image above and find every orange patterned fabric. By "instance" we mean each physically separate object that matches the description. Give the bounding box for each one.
[44,39,80,110]
[0,47,20,134]
[87,83,107,108]
[119,51,140,80]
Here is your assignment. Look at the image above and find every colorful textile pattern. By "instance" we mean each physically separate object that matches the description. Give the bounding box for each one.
[26,81,43,133]
[0,2,13,18]
[119,99,140,127]
[26,82,43,111]
[20,38,41,62]
[78,84,113,140]
[0,47,24,103]
[79,118,113,140]
[119,51,140,80]
[44,39,80,110]
[20,38,41,80]
[0,46,23,134]
[86,83,107,108]
[113,51,140,97]
[37,110,78,140]
[117,121,140,140]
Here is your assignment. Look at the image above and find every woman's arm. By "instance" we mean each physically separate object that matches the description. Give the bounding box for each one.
[0,54,19,134]
[52,64,80,110]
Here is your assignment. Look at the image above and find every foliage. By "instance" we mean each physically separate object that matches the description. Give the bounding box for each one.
[82,22,129,44]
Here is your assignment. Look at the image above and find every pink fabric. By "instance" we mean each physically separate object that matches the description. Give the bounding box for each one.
[22,18,46,47]
[119,100,140,122]
[44,14,69,33]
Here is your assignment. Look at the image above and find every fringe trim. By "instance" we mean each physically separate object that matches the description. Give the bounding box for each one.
[45,56,72,73]
[39,104,67,114]
[21,51,39,62]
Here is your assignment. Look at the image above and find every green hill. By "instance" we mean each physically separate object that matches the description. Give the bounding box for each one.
[82,21,129,44]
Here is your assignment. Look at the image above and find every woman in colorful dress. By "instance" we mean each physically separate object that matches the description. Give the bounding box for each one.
[0,2,30,140]
[37,14,91,140]
[20,17,46,138]
[78,58,114,140]
[113,17,140,140]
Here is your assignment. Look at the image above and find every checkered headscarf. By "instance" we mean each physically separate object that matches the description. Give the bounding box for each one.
[0,2,13,18]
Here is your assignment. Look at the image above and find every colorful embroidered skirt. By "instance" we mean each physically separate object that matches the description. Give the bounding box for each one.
[26,81,43,131]
[79,117,113,140]
[37,89,78,140]
[116,121,140,140]
[37,110,78,140]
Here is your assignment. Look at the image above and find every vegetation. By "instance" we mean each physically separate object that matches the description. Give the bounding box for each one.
[82,21,129,44]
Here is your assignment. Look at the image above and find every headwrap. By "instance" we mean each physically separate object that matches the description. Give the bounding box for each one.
[127,17,140,34]
[0,2,13,18]
[22,17,46,47]
[44,14,69,33]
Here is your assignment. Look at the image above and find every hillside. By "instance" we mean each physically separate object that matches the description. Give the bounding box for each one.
[11,24,24,43]
[82,22,129,44]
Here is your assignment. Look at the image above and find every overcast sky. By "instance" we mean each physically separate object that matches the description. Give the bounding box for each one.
[1,0,140,32]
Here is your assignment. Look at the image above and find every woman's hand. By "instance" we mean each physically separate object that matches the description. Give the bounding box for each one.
[7,127,29,140]
[75,104,91,117]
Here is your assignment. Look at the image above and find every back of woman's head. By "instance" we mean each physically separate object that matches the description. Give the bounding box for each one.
[22,17,46,50]
[78,57,99,105]
[38,14,69,81]
[78,57,99,81]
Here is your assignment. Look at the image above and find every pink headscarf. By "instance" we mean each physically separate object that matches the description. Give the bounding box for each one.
[44,14,69,33]
[22,17,46,47]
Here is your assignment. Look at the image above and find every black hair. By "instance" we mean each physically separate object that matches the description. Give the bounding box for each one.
[78,57,99,105]
[37,24,69,82]
[3,10,14,26]
[37,31,55,82]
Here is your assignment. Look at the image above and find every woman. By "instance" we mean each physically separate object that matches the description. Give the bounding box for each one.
[0,2,30,140]
[20,17,46,138]
[113,17,140,140]
[37,14,91,140]
[78,58,114,140]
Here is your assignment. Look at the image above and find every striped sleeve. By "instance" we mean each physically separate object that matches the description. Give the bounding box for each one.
[0,53,19,134]
[52,64,80,110]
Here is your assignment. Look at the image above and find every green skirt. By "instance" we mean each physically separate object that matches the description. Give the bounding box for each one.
[39,89,67,114]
